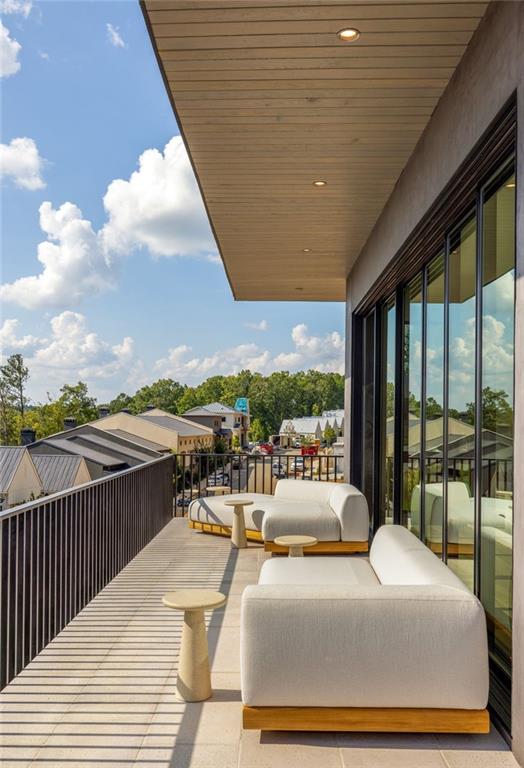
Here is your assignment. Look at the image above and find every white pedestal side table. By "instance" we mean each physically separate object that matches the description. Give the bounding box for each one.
[162,589,226,702]
[223,499,253,548]
[274,534,318,557]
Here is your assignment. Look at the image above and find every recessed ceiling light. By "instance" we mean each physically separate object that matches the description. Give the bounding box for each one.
[338,27,360,42]
[303,248,311,252]
[506,181,515,188]
[313,180,327,187]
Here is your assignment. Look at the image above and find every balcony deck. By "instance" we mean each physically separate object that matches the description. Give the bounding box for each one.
[0,518,518,768]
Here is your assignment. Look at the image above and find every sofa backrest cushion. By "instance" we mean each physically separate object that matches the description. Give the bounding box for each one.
[274,478,333,504]
[370,525,470,592]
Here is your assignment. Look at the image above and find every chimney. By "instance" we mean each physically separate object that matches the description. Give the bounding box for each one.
[98,406,110,418]
[145,404,155,411]
[120,408,131,414]
[20,427,36,445]
[63,417,77,430]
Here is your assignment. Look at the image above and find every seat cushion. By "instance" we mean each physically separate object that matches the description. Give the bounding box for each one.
[189,493,271,531]
[370,525,470,592]
[258,556,379,586]
[262,500,341,542]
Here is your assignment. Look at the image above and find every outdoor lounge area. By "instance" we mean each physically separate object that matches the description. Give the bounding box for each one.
[0,517,518,768]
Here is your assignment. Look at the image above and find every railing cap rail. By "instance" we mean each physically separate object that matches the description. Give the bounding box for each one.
[0,454,174,521]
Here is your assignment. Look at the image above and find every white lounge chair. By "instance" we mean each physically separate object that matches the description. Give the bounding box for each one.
[241,524,489,733]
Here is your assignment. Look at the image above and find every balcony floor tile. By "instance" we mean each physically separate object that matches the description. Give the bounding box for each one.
[0,517,517,768]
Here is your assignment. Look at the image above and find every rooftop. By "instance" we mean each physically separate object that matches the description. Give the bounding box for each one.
[0,517,517,768]
[0,446,26,492]
[184,402,241,416]
[31,454,84,493]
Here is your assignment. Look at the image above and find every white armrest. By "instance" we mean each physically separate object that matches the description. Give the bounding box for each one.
[329,484,369,541]
[241,584,488,709]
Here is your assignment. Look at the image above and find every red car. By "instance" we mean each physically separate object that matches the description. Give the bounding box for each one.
[259,443,274,455]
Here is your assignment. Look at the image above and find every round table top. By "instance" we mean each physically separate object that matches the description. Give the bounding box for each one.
[274,535,318,547]
[223,499,254,507]
[206,486,231,494]
[162,590,227,611]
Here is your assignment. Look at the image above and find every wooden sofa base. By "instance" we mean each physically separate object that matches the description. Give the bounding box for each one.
[188,519,263,543]
[242,706,490,734]
[264,540,369,555]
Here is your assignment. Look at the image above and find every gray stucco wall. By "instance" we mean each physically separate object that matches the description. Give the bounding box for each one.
[344,3,524,760]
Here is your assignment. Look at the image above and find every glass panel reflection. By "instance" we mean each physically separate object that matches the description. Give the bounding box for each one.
[361,312,376,513]
[424,255,445,550]
[402,276,422,531]
[446,216,477,590]
[480,172,515,674]
[380,297,396,525]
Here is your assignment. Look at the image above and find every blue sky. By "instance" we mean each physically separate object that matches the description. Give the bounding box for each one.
[1,0,345,403]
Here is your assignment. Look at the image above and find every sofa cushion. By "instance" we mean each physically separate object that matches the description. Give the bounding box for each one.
[259,556,379,586]
[189,492,271,531]
[370,525,469,592]
[274,478,333,504]
[262,500,340,541]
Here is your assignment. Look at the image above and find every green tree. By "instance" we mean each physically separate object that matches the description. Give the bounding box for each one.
[58,382,98,425]
[465,387,513,432]
[425,396,443,420]
[249,417,266,443]
[1,353,29,422]
[130,379,186,414]
[0,378,19,444]
[108,392,134,413]
[25,397,66,440]
[323,425,337,446]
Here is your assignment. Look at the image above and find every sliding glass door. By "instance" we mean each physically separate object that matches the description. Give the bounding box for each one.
[356,154,515,730]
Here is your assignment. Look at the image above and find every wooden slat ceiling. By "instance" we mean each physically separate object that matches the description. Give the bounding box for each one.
[142,0,488,301]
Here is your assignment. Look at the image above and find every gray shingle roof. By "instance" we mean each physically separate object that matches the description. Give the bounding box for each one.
[38,438,127,467]
[184,402,238,416]
[32,454,83,493]
[0,446,26,493]
[139,414,212,436]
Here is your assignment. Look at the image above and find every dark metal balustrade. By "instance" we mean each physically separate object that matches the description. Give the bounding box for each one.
[174,451,344,516]
[0,454,174,689]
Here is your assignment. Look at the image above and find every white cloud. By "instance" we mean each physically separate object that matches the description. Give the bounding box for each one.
[245,319,268,332]
[0,21,21,77]
[0,201,116,310]
[0,137,46,190]
[33,311,134,380]
[1,0,32,16]
[102,135,216,259]
[1,136,217,310]
[106,23,125,49]
[39,51,49,61]
[0,318,43,356]
[155,323,344,383]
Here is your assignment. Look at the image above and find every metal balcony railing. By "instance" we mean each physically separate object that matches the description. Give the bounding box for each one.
[174,451,344,516]
[0,454,174,689]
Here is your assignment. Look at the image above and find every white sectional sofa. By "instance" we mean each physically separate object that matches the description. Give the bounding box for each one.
[188,479,370,553]
[241,525,489,733]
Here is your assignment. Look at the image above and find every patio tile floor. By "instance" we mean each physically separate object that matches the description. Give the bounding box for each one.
[0,517,519,768]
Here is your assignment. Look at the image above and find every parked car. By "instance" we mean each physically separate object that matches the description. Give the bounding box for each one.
[231,455,242,469]
[176,495,192,507]
[290,456,305,473]
[272,461,286,478]
[207,472,230,487]
[259,443,274,455]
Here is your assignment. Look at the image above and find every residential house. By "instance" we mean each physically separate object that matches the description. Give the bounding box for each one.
[91,408,214,454]
[183,402,249,447]
[32,454,91,494]
[0,446,42,509]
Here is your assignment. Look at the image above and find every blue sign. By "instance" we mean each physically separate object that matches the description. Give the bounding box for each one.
[235,397,249,414]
